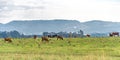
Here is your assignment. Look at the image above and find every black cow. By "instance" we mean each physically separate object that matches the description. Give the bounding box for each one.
[57,35,63,40]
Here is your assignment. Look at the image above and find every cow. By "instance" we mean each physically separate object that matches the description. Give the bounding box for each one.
[48,35,52,38]
[48,34,57,38]
[109,33,113,37]
[41,36,49,42]
[86,34,90,37]
[4,38,12,43]
[109,32,119,37]
[33,35,37,39]
[47,34,63,40]
[57,35,63,40]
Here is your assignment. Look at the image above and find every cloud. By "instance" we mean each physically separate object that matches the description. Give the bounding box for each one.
[0,0,45,11]
[0,0,13,12]
[0,0,120,23]
[0,0,46,23]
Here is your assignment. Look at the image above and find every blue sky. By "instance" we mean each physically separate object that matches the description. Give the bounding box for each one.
[0,0,120,23]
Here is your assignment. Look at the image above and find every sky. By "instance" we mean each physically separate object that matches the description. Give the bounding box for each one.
[0,0,120,23]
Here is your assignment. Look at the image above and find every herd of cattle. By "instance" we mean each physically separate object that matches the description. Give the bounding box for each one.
[3,32,120,43]
[86,32,119,37]
[3,35,64,43]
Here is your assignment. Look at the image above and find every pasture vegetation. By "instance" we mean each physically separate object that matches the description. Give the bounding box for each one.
[0,37,120,60]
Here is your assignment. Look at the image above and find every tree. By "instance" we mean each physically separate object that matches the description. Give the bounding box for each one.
[78,30,84,38]
[9,30,21,38]
[43,32,49,36]
[0,31,8,38]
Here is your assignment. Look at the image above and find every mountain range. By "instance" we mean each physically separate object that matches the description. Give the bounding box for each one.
[0,19,120,35]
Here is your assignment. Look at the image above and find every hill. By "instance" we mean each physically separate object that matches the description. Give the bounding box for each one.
[0,19,120,35]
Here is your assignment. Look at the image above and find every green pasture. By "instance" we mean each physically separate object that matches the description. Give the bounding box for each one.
[0,37,120,60]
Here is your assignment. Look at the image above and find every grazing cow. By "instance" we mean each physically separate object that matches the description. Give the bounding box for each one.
[41,36,49,42]
[4,38,12,43]
[48,34,63,40]
[48,35,52,38]
[57,36,63,40]
[109,33,113,37]
[86,34,90,37]
[48,34,57,38]
[109,32,119,37]
[33,35,37,39]
[52,34,58,38]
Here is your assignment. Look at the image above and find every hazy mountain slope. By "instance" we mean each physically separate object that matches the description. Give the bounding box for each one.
[0,20,120,34]
[82,20,120,33]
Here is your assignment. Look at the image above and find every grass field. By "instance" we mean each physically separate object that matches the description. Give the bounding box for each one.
[0,37,120,60]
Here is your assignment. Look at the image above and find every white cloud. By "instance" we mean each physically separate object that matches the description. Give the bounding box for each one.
[43,0,120,22]
[0,0,120,23]
[0,0,45,23]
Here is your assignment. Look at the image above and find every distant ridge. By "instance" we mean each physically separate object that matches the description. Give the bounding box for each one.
[0,19,120,35]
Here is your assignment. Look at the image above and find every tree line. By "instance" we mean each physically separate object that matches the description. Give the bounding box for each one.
[0,30,24,38]
[0,30,41,38]
[0,30,84,38]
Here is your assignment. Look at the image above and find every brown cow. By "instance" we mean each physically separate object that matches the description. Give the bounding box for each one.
[57,36,63,40]
[86,34,90,37]
[4,38,12,43]
[33,35,37,39]
[41,36,49,42]
[109,32,119,37]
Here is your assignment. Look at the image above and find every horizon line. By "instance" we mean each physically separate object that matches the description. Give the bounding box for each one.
[0,19,119,24]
